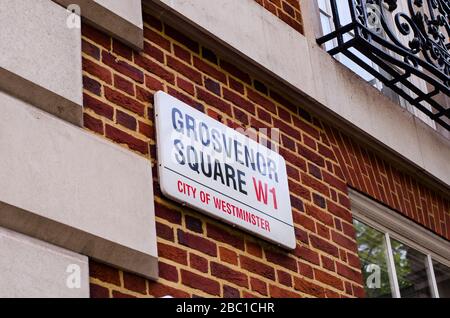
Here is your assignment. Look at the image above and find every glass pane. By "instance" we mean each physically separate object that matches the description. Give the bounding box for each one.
[390,239,433,298]
[317,0,328,12]
[353,220,393,298]
[432,261,450,298]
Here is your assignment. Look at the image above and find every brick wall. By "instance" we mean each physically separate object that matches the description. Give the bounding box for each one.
[81,11,449,298]
[324,126,450,240]
[254,0,303,33]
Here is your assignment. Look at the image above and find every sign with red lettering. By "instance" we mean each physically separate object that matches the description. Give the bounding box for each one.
[155,91,296,249]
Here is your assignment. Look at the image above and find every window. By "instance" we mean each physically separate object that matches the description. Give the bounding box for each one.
[350,190,450,298]
[317,0,438,130]
[317,0,382,88]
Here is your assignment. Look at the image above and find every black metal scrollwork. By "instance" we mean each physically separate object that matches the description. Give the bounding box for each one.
[317,0,450,131]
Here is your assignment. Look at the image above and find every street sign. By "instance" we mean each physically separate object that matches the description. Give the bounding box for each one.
[155,91,296,249]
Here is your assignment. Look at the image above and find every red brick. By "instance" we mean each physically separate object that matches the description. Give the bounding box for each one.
[240,256,275,280]
[89,261,120,285]
[177,76,195,96]
[158,261,178,282]
[143,41,164,63]
[139,121,154,139]
[223,87,255,113]
[223,285,240,298]
[135,55,175,84]
[82,39,100,60]
[105,124,148,154]
[242,291,259,298]
[206,223,245,250]
[294,226,308,244]
[298,261,314,279]
[321,255,336,272]
[83,58,112,84]
[90,284,109,298]
[347,252,361,269]
[105,87,145,116]
[265,249,297,272]
[83,113,103,134]
[123,271,147,294]
[298,144,325,167]
[308,163,322,180]
[353,284,366,298]
[219,246,238,265]
[155,202,182,224]
[157,242,188,265]
[113,39,133,60]
[247,88,276,114]
[181,269,220,296]
[189,253,208,273]
[336,262,363,284]
[277,270,292,287]
[143,13,163,31]
[185,214,203,233]
[294,245,320,265]
[194,57,227,83]
[156,221,174,241]
[83,75,101,96]
[246,241,263,258]
[233,107,249,125]
[114,74,134,96]
[211,262,249,288]
[250,277,268,296]
[144,27,171,51]
[331,230,357,252]
[286,165,303,183]
[293,277,325,298]
[174,44,191,63]
[220,60,251,84]
[204,77,221,96]
[148,282,189,298]
[83,94,114,120]
[229,77,245,94]
[316,223,330,240]
[82,24,111,49]
[168,87,204,112]
[167,56,202,84]
[165,25,199,53]
[314,269,344,290]
[306,204,334,227]
[269,284,301,298]
[327,200,352,223]
[116,109,137,130]
[112,291,135,298]
[310,234,339,258]
[178,229,217,257]
[301,173,329,197]
[136,86,154,103]
[102,51,144,83]
[197,87,232,116]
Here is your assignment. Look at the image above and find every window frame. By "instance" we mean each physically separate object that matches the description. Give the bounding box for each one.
[316,0,438,130]
[350,189,450,298]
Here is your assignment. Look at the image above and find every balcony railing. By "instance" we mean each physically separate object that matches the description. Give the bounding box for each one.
[317,0,449,131]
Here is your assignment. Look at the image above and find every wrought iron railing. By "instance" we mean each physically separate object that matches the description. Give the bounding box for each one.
[317,0,450,131]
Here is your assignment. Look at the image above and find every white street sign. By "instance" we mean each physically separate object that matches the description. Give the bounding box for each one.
[155,91,296,249]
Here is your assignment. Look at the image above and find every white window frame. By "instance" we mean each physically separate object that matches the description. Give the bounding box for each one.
[350,189,450,298]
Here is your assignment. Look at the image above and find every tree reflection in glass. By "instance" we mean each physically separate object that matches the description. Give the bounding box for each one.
[390,239,432,298]
[353,220,393,298]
